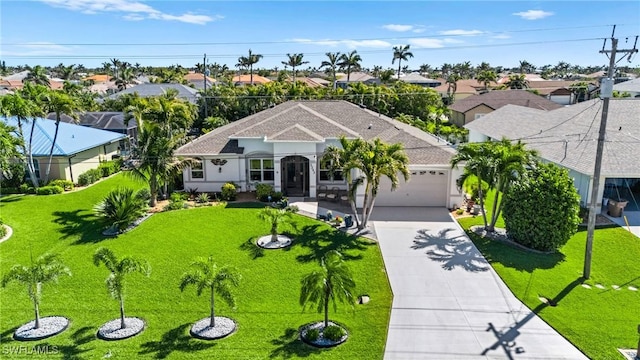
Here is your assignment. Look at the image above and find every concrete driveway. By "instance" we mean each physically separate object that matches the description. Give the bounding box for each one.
[372,207,587,360]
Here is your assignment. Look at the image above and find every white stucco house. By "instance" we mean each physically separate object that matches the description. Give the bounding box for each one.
[175,100,463,208]
[465,98,640,213]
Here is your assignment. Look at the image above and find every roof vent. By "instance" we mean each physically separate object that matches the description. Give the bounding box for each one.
[367,124,372,129]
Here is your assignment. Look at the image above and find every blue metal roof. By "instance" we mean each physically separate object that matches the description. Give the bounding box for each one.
[2,116,126,157]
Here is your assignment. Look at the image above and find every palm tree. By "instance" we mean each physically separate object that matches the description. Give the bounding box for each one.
[476,70,497,91]
[111,67,135,91]
[419,64,433,77]
[40,90,80,184]
[504,74,529,89]
[94,187,148,232]
[93,247,150,330]
[518,60,535,74]
[257,207,293,243]
[281,53,309,84]
[1,254,71,329]
[110,58,122,78]
[24,65,51,88]
[392,45,413,80]
[179,256,241,328]
[60,64,77,80]
[320,52,341,89]
[300,250,356,328]
[237,49,263,85]
[446,73,462,98]
[0,122,23,171]
[337,50,362,82]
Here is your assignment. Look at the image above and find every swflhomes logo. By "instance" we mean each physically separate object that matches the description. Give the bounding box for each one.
[2,345,59,356]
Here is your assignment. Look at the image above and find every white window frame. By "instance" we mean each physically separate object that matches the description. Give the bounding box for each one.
[190,158,204,180]
[249,158,274,182]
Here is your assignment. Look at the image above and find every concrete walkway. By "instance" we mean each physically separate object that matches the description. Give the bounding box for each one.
[372,207,587,360]
[605,211,640,238]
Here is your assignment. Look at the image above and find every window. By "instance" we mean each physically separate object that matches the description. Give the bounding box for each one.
[33,159,40,179]
[319,161,343,182]
[191,159,204,179]
[249,159,274,181]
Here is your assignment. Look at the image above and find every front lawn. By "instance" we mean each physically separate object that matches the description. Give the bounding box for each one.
[0,173,392,359]
[458,192,640,360]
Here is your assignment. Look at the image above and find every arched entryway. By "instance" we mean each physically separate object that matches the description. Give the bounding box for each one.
[281,156,309,197]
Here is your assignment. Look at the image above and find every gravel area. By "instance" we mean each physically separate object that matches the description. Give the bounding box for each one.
[190,317,236,340]
[256,235,292,249]
[14,316,69,341]
[97,317,145,340]
[300,321,348,348]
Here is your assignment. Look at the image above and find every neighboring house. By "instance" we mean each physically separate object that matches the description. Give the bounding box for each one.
[336,72,380,89]
[308,77,331,87]
[83,74,111,83]
[2,117,126,183]
[175,100,462,208]
[448,90,563,127]
[464,99,640,213]
[612,77,640,98]
[45,112,137,153]
[105,83,199,103]
[399,73,442,88]
[183,72,217,90]
[528,80,598,105]
[434,79,483,100]
[284,77,327,88]
[232,74,271,86]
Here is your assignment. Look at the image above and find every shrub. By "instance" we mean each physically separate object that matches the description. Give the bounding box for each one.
[304,328,319,342]
[221,182,237,201]
[36,185,64,195]
[98,161,119,177]
[255,183,275,201]
[186,187,199,199]
[502,163,581,252]
[78,168,103,186]
[94,187,148,232]
[271,191,284,202]
[19,183,35,194]
[136,188,151,203]
[196,193,210,204]
[1,162,26,188]
[48,179,74,191]
[323,325,346,341]
[0,218,5,238]
[164,193,185,211]
[0,187,21,194]
[455,208,464,215]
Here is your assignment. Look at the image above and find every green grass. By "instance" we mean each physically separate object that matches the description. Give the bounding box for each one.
[0,173,392,359]
[458,190,640,360]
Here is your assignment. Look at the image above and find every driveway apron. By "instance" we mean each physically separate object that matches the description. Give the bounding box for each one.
[373,207,587,360]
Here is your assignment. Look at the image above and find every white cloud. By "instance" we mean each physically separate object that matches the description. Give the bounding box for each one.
[412,26,426,33]
[407,38,446,48]
[492,33,511,39]
[513,10,554,20]
[38,0,220,25]
[291,38,392,49]
[3,42,74,56]
[438,29,483,36]
[382,24,413,32]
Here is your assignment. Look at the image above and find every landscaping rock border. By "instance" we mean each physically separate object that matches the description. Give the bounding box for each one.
[0,224,13,244]
[189,317,236,340]
[469,226,556,254]
[256,235,292,249]
[97,317,145,341]
[299,321,349,348]
[13,316,69,341]
[102,213,154,237]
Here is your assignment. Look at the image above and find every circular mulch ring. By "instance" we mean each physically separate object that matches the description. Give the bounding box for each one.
[13,316,69,341]
[256,235,292,249]
[189,317,237,340]
[299,321,349,348]
[0,224,13,244]
[97,317,145,341]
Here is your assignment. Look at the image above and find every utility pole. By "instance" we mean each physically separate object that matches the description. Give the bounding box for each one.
[583,28,638,279]
[203,53,209,119]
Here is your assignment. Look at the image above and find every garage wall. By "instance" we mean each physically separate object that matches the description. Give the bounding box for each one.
[375,168,450,207]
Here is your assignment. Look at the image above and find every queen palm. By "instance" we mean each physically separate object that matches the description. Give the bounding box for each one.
[419,64,433,77]
[320,52,341,89]
[237,49,263,85]
[446,73,462,97]
[93,247,150,330]
[300,250,356,328]
[392,45,413,79]
[40,90,80,184]
[112,67,135,91]
[258,207,293,243]
[476,70,497,91]
[337,50,362,82]
[282,53,309,84]
[179,256,241,328]
[1,254,71,329]
[24,65,51,88]
[110,58,122,79]
[505,74,529,89]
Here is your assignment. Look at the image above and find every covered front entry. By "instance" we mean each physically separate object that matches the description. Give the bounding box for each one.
[281,156,309,197]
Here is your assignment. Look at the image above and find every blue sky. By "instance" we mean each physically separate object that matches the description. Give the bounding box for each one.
[1,1,639,70]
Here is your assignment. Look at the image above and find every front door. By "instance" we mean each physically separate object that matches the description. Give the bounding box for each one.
[281,156,309,197]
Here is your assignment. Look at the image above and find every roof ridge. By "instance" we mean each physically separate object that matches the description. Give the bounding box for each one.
[231,103,299,137]
[268,123,324,141]
[296,102,360,137]
[36,118,67,155]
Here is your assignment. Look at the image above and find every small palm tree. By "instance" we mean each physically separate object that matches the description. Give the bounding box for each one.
[24,65,51,88]
[1,254,71,329]
[282,53,309,83]
[392,45,413,79]
[94,187,148,232]
[476,70,497,91]
[300,250,356,328]
[179,256,241,328]
[337,50,362,82]
[93,248,151,330]
[320,52,341,89]
[258,207,293,243]
[237,49,263,85]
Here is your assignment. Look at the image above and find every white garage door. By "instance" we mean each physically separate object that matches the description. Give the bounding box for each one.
[374,170,449,207]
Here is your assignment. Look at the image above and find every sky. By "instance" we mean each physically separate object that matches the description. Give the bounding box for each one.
[1,1,639,71]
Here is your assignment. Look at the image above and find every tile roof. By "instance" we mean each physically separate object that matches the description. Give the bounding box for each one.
[183,72,216,83]
[106,83,199,103]
[336,72,374,82]
[83,74,110,82]
[176,100,456,165]
[465,99,640,177]
[433,78,481,94]
[399,73,441,84]
[449,90,563,113]
[2,116,126,156]
[232,74,271,84]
